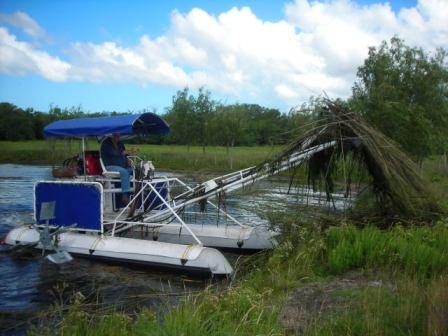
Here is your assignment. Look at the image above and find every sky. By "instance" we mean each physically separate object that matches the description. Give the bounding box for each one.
[0,0,446,114]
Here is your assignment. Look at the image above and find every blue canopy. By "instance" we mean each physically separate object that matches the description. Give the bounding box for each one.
[44,113,170,138]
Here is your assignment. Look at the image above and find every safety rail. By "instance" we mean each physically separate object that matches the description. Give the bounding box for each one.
[89,142,336,246]
[142,141,336,225]
[104,177,203,245]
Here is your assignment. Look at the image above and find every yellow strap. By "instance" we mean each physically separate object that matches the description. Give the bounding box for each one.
[90,236,103,251]
[181,244,195,261]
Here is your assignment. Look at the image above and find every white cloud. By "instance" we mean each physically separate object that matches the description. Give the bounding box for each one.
[0,1,447,109]
[0,27,70,81]
[0,11,45,38]
[284,0,448,76]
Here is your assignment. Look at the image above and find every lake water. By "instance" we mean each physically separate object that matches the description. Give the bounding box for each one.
[0,164,351,335]
[0,165,209,335]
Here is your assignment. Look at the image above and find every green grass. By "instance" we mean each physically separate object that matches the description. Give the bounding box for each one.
[34,218,448,335]
[13,143,447,335]
[31,287,283,336]
[325,223,448,278]
[0,140,281,172]
[304,275,448,335]
[137,144,281,172]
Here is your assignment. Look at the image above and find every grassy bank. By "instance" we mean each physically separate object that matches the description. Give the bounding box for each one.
[0,141,281,172]
[7,141,447,334]
[31,217,448,335]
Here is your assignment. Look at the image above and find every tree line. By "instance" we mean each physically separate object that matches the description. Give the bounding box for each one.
[1,37,447,161]
[161,88,293,149]
[0,104,126,141]
[0,92,298,147]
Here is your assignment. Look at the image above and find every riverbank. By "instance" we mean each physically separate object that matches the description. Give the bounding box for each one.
[4,142,447,335]
[30,215,448,335]
[0,141,282,173]
[28,166,448,335]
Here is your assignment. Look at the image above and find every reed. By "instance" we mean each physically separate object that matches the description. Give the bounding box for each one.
[159,287,283,335]
[259,99,443,219]
[326,222,448,279]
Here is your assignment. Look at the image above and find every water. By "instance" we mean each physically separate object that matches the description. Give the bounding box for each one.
[0,165,208,335]
[0,164,352,335]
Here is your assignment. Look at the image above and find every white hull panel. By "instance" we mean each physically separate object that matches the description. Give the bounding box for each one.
[5,226,233,275]
[131,224,278,251]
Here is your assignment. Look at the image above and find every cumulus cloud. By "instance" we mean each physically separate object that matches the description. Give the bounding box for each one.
[0,11,45,38]
[0,1,447,108]
[0,27,70,81]
[63,0,448,105]
[285,0,448,74]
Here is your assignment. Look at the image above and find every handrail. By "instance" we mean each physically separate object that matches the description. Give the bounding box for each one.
[147,183,202,245]
[107,179,203,245]
[143,141,336,223]
[173,178,246,228]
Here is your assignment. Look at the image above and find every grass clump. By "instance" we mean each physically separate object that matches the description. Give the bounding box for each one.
[31,287,283,336]
[30,305,159,336]
[304,275,448,336]
[160,286,282,336]
[325,221,448,279]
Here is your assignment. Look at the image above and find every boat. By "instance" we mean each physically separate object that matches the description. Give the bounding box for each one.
[3,113,289,276]
[3,112,337,275]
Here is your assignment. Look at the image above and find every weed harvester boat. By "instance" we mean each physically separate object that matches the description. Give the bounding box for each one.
[3,112,338,276]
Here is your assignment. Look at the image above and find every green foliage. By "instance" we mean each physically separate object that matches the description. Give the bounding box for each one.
[163,88,196,146]
[159,287,282,335]
[163,87,290,147]
[245,214,328,293]
[325,222,448,279]
[34,216,448,335]
[29,305,159,336]
[245,211,448,295]
[352,37,448,161]
[137,144,280,172]
[0,102,129,141]
[1,94,298,147]
[0,103,36,140]
[32,289,282,336]
[208,104,246,147]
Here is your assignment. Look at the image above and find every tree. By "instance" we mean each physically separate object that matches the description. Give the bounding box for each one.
[164,87,217,150]
[194,87,215,153]
[351,37,448,162]
[209,104,247,148]
[164,88,196,147]
[243,104,285,145]
[0,103,34,140]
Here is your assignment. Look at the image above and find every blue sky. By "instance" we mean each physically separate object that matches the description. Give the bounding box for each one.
[1,0,445,114]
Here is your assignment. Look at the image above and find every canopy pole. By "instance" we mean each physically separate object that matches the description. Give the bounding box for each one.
[82,137,87,180]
